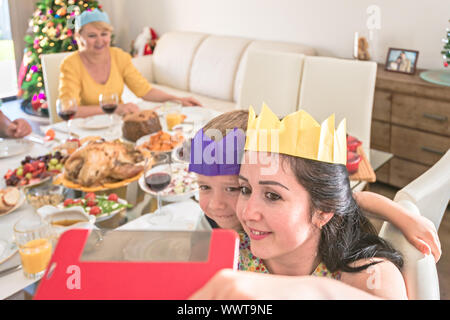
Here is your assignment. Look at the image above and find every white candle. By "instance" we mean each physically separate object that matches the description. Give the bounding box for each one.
[354,32,359,59]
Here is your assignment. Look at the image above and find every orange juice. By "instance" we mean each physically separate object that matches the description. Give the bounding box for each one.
[166,113,183,130]
[19,238,52,276]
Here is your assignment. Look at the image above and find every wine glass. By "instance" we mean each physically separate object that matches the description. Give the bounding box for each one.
[56,98,78,140]
[99,93,119,126]
[144,153,172,212]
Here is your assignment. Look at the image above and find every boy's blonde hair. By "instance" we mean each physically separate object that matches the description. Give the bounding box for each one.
[202,110,249,140]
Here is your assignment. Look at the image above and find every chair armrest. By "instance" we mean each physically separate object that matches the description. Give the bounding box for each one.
[378,200,440,300]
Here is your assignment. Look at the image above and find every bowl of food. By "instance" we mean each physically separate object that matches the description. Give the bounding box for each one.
[26,184,67,209]
[60,192,133,223]
[37,205,96,236]
[136,130,184,155]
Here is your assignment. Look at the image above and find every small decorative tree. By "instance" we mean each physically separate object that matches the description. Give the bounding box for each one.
[17,0,102,116]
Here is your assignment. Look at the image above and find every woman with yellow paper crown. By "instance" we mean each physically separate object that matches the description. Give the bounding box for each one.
[189,105,440,299]
[58,9,201,118]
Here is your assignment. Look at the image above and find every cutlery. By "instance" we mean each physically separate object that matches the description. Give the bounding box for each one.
[0,264,22,278]
[24,135,45,145]
[52,127,80,139]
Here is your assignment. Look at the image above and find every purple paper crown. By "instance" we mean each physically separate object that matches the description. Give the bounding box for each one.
[189,128,246,176]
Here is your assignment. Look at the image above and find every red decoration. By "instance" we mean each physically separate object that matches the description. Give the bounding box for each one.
[17,56,29,89]
[31,98,42,111]
[143,43,153,55]
[445,61,449,67]
[150,28,158,40]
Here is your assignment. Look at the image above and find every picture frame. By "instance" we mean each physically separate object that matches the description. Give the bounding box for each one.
[385,48,419,75]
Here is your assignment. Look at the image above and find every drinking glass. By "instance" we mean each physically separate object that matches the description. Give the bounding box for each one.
[99,93,119,126]
[144,153,172,212]
[163,101,183,131]
[14,215,54,279]
[56,98,78,140]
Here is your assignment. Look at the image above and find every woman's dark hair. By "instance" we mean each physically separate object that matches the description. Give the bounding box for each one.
[284,155,403,273]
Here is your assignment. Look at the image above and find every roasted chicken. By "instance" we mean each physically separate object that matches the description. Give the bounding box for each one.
[64,140,144,187]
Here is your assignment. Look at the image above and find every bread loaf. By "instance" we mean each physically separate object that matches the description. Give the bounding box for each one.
[122,110,162,142]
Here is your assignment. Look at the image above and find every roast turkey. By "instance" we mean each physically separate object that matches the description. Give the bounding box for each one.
[64,140,144,187]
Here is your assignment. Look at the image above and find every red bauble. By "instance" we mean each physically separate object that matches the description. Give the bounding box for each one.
[31,98,42,111]
[144,43,153,55]
[444,61,449,67]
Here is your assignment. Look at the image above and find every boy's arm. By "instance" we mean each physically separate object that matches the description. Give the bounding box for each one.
[354,191,441,262]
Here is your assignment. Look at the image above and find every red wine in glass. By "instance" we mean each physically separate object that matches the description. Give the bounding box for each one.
[58,110,76,121]
[101,104,118,114]
[145,172,171,192]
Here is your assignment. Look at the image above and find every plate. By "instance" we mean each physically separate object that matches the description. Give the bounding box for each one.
[136,131,184,154]
[181,107,223,126]
[73,114,121,130]
[0,139,34,159]
[57,197,130,223]
[0,237,18,265]
[0,190,25,217]
[138,163,199,202]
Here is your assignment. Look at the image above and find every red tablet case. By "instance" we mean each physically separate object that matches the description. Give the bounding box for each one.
[34,228,239,300]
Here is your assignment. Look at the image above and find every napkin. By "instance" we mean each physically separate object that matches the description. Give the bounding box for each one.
[118,200,205,231]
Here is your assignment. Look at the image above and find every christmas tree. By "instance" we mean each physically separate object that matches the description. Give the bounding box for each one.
[442,20,450,68]
[18,0,102,116]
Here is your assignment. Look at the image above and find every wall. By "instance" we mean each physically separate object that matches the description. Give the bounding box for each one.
[8,0,36,74]
[111,0,450,71]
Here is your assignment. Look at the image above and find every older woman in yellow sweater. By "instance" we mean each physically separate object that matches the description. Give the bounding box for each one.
[59,9,201,118]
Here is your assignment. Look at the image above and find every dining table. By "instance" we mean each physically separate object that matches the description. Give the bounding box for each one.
[0,106,221,300]
[0,105,393,300]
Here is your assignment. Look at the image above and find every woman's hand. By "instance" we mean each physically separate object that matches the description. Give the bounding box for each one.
[116,103,140,116]
[402,214,441,262]
[178,96,202,107]
[5,119,32,138]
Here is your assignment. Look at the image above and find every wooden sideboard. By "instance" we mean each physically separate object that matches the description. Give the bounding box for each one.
[371,65,450,188]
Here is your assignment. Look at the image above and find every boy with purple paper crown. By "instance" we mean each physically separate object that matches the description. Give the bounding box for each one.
[188,108,441,272]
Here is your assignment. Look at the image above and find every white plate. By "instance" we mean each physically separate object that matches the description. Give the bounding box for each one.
[57,197,129,223]
[0,139,34,159]
[0,237,18,265]
[0,190,25,217]
[181,107,222,126]
[138,163,199,202]
[73,114,120,130]
[135,131,184,154]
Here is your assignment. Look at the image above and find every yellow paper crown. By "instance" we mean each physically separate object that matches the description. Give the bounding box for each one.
[245,103,347,165]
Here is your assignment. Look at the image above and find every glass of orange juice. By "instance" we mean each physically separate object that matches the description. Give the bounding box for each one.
[14,215,54,279]
[163,101,183,131]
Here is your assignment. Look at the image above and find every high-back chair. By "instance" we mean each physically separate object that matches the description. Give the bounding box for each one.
[237,50,305,118]
[41,52,71,123]
[378,150,450,299]
[298,56,377,158]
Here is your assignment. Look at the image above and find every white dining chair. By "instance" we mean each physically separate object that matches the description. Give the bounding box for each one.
[378,149,450,299]
[237,49,305,118]
[298,56,377,156]
[41,52,71,123]
[298,56,377,191]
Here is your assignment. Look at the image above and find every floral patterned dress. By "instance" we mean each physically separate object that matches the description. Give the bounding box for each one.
[238,232,341,280]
